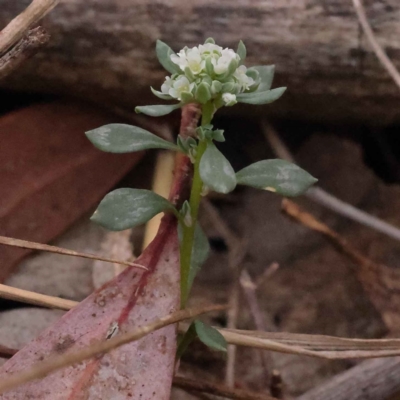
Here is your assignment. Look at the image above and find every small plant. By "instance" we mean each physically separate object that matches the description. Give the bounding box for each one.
[85,38,317,353]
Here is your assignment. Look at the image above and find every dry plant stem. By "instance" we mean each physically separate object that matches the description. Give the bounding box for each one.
[0,235,145,269]
[0,26,49,79]
[263,121,400,242]
[0,284,76,310]
[0,0,59,54]
[352,0,400,90]
[0,304,225,395]
[240,269,276,386]
[174,376,278,400]
[201,199,245,387]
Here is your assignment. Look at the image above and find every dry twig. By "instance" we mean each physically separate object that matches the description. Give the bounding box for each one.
[0,304,225,394]
[263,121,400,242]
[281,198,400,332]
[0,284,77,311]
[0,0,59,55]
[352,0,400,90]
[0,235,146,270]
[0,26,49,79]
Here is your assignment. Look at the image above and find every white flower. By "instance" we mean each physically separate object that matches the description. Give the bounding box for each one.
[171,47,205,75]
[233,65,254,92]
[212,48,238,74]
[199,43,223,59]
[222,93,237,106]
[161,76,173,95]
[168,76,194,100]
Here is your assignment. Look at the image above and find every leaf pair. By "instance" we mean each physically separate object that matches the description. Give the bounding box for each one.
[199,142,317,197]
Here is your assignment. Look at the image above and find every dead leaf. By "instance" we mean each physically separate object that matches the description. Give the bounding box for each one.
[0,101,143,281]
[0,214,180,399]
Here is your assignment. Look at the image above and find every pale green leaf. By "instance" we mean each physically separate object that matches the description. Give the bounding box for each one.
[236,159,318,197]
[156,40,181,74]
[199,142,236,194]
[135,103,182,117]
[236,40,246,62]
[195,320,227,352]
[150,87,173,100]
[248,65,275,91]
[86,124,178,153]
[91,188,175,231]
[237,87,286,105]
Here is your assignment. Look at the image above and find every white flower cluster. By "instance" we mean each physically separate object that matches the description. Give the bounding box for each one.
[158,39,258,107]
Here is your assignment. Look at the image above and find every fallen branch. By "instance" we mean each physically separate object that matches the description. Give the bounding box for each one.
[352,0,400,90]
[0,303,225,394]
[0,26,49,79]
[0,235,146,270]
[174,376,277,400]
[0,0,59,55]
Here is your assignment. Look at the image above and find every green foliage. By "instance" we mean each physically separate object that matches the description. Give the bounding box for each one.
[135,103,182,117]
[236,159,318,197]
[237,87,286,105]
[248,65,275,91]
[86,124,178,153]
[156,40,181,74]
[199,142,236,194]
[236,40,247,62]
[91,188,176,231]
[194,320,227,352]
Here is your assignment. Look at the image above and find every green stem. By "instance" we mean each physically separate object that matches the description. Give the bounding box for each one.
[180,104,213,308]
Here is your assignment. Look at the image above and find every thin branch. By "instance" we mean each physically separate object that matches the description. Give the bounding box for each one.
[352,0,400,90]
[0,283,77,311]
[0,235,147,270]
[0,304,225,395]
[0,0,59,55]
[0,26,49,79]
[263,121,400,242]
[174,376,277,400]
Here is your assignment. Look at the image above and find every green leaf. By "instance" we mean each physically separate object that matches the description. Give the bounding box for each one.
[135,103,182,117]
[248,65,275,92]
[176,322,197,359]
[156,40,181,74]
[150,87,173,100]
[237,87,286,105]
[91,188,175,231]
[200,142,236,194]
[86,124,178,153]
[195,82,212,104]
[236,159,318,197]
[195,321,227,352]
[236,40,246,62]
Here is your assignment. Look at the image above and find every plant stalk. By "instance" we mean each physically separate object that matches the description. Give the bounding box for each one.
[179,104,213,308]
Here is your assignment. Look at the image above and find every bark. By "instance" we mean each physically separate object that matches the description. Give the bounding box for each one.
[1,0,400,124]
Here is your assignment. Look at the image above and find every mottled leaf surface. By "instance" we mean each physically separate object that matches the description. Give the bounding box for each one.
[236,159,317,197]
[86,124,178,153]
[0,216,180,399]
